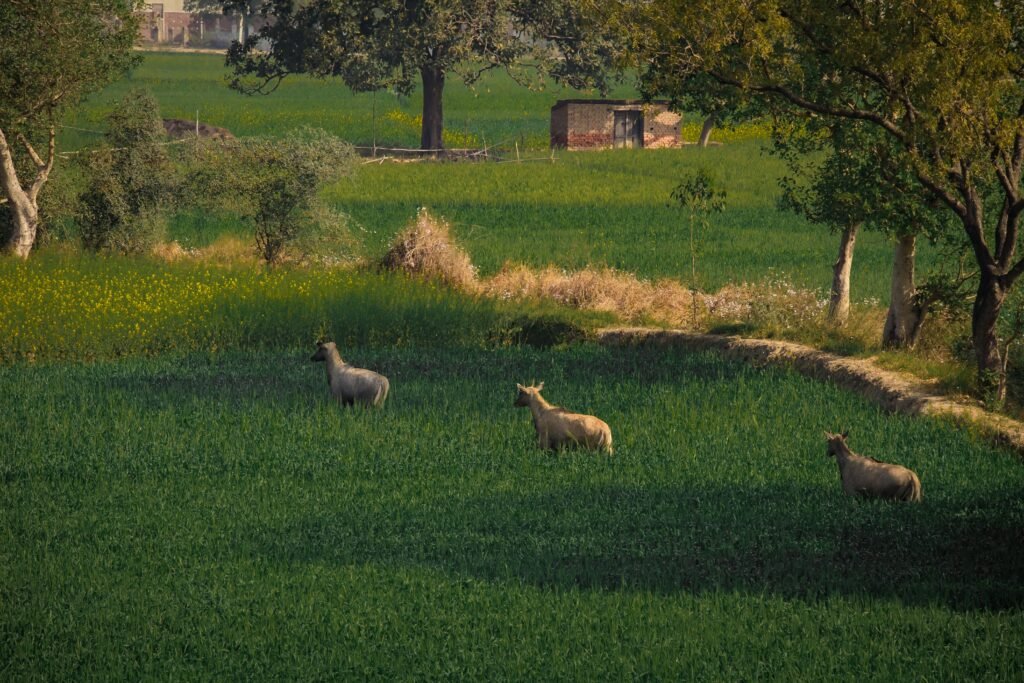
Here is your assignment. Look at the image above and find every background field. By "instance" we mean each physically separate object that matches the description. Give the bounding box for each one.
[2,345,1022,679]
[64,52,639,151]
[60,52,932,303]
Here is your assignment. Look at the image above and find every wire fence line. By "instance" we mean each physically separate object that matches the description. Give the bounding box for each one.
[55,124,553,163]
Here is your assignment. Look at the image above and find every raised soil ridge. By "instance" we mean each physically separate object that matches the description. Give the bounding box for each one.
[599,327,1024,455]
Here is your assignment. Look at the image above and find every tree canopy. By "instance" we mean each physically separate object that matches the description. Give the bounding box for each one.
[621,0,1024,393]
[1,0,142,257]
[226,0,613,151]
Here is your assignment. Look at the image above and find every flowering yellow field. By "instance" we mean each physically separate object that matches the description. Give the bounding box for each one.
[0,253,526,361]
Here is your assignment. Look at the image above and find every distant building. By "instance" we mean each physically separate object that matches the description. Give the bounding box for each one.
[138,2,260,48]
[550,100,682,150]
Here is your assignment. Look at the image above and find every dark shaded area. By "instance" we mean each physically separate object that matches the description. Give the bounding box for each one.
[97,357,316,408]
[490,314,592,348]
[251,481,1024,612]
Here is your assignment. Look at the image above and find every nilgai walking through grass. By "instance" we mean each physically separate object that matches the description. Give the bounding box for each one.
[514,382,613,454]
[311,341,390,408]
[824,431,922,502]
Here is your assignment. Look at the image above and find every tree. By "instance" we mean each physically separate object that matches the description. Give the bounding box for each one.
[79,90,178,254]
[225,0,612,151]
[186,127,357,264]
[671,168,726,327]
[0,0,141,258]
[775,119,954,338]
[623,1,1024,398]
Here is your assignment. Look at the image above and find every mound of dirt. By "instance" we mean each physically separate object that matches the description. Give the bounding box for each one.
[599,327,1024,455]
[162,118,235,140]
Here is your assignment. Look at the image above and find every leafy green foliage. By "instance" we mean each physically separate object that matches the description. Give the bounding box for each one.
[79,90,177,254]
[187,128,357,263]
[0,1,141,131]
[2,346,1023,678]
[226,0,614,148]
[0,0,142,256]
[622,0,1024,385]
[774,121,955,242]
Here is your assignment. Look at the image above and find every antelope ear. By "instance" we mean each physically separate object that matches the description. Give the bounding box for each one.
[537,381,544,391]
[516,383,525,391]
[823,431,832,440]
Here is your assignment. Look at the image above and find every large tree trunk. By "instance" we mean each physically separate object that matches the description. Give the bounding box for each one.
[3,199,39,259]
[698,112,718,148]
[0,127,52,259]
[972,271,1008,401]
[828,223,859,326]
[882,233,924,348]
[420,65,445,153]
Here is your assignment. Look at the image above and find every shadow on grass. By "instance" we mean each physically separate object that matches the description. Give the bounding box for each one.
[251,481,1024,612]
[96,345,758,408]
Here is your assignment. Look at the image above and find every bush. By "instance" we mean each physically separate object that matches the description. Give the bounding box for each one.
[187,127,357,264]
[78,90,176,254]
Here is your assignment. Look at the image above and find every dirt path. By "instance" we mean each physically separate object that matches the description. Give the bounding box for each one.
[599,327,1024,454]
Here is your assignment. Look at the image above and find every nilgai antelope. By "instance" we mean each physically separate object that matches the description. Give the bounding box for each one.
[824,431,922,502]
[311,341,389,408]
[514,382,613,454]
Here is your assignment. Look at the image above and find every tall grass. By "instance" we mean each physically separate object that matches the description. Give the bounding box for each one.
[2,345,1022,679]
[0,252,606,361]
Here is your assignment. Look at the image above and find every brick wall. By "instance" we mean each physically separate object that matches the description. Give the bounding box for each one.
[550,106,569,148]
[551,101,682,150]
[645,107,683,149]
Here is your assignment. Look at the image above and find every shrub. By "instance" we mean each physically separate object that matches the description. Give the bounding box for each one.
[78,90,176,254]
[186,127,356,264]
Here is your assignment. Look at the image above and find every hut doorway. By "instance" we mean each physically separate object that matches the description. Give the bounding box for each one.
[613,110,643,148]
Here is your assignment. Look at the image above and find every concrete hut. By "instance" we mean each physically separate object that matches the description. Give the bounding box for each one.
[549,99,682,150]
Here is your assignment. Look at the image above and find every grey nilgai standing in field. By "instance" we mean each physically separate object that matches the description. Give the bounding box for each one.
[311,341,389,408]
[514,382,613,454]
[824,431,922,502]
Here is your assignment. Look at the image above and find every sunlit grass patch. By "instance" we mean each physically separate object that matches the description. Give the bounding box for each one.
[0,252,606,362]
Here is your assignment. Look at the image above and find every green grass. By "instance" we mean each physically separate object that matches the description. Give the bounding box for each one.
[0,252,607,362]
[330,144,925,301]
[60,52,922,304]
[65,52,637,151]
[2,345,1022,679]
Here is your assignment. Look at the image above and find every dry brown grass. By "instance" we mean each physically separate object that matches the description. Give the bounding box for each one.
[380,208,477,290]
[150,214,874,357]
[151,237,259,265]
[151,241,188,262]
[481,263,700,327]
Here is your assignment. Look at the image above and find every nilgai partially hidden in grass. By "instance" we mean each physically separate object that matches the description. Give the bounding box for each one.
[311,341,389,408]
[824,431,922,502]
[514,382,613,454]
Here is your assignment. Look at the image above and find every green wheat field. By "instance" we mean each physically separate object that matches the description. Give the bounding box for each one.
[2,52,1021,680]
